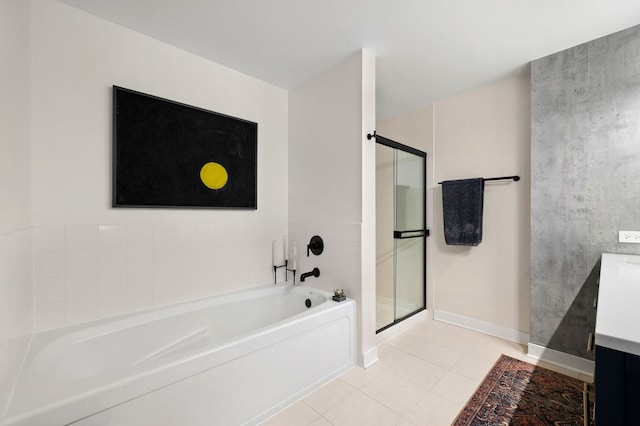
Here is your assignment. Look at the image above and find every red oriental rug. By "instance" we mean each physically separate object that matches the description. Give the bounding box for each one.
[452,354,590,425]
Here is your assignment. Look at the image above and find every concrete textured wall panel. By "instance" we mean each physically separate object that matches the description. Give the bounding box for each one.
[531,24,640,359]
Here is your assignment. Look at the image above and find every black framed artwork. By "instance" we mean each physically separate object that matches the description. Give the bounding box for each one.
[112,86,257,209]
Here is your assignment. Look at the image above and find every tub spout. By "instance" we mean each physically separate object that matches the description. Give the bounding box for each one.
[300,268,320,282]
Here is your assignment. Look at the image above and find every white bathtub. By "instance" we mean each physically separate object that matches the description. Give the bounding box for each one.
[1,284,356,426]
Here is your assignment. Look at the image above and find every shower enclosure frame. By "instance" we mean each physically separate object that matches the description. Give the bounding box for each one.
[374,133,427,334]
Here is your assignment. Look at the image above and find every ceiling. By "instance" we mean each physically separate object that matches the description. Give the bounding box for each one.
[60,0,640,118]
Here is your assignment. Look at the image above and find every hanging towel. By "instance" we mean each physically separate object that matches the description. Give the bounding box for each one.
[441,178,484,246]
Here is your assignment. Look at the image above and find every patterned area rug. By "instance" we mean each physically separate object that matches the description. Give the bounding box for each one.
[453,354,587,425]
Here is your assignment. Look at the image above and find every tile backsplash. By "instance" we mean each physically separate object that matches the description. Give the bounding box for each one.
[33,221,285,331]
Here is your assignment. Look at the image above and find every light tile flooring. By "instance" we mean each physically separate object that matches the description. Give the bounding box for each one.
[262,315,591,426]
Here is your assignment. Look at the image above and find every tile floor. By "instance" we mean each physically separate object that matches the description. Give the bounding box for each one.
[262,315,591,426]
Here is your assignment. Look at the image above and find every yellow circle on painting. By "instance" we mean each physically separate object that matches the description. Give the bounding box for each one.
[200,162,228,190]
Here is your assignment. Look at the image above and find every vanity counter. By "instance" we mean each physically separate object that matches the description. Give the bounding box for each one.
[595,252,640,425]
[595,253,640,356]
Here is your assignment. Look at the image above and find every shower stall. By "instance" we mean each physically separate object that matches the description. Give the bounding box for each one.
[375,134,427,332]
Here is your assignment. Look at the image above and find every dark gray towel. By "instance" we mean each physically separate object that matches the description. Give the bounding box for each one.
[441,178,484,246]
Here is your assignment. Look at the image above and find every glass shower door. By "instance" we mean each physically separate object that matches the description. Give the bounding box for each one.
[375,134,426,332]
[393,149,426,322]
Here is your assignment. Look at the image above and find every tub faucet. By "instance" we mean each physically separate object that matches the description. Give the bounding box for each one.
[300,267,320,282]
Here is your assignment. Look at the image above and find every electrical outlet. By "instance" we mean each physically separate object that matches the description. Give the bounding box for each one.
[619,231,640,244]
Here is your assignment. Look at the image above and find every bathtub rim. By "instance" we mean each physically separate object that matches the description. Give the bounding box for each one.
[36,282,329,342]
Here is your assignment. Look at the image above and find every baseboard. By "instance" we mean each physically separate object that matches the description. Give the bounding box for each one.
[527,343,594,379]
[360,346,379,369]
[433,310,530,345]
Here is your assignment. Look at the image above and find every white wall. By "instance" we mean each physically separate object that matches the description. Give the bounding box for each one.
[360,51,377,366]
[0,0,34,415]
[434,75,531,338]
[0,0,31,234]
[29,0,289,330]
[289,50,376,366]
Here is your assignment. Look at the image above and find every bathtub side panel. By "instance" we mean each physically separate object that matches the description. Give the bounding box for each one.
[70,304,355,426]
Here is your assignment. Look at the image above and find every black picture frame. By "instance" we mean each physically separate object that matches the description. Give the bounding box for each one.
[112,86,257,209]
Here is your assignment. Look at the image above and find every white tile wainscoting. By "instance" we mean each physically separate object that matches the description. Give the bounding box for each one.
[32,222,288,331]
[32,220,363,332]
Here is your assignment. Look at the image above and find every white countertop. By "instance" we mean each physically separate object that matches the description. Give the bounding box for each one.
[595,253,640,356]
